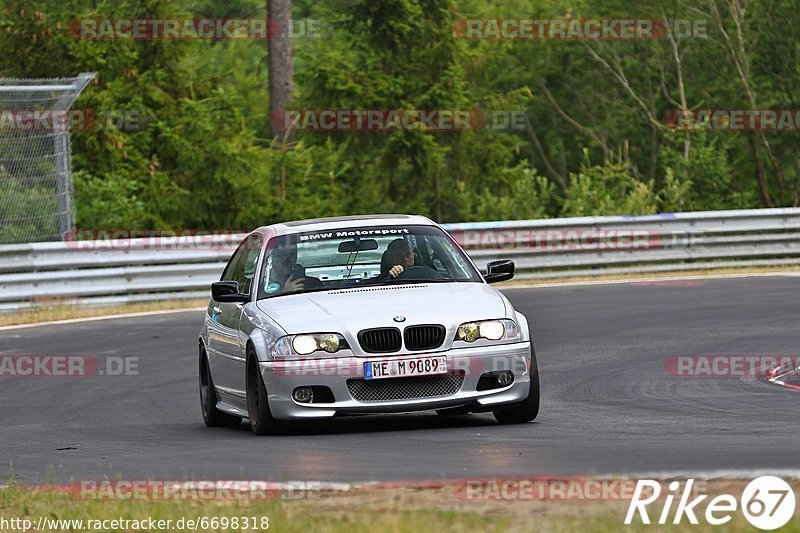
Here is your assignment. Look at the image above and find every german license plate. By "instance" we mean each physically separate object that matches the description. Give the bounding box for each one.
[363,356,447,380]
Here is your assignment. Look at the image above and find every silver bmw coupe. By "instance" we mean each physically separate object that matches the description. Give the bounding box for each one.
[199,214,539,435]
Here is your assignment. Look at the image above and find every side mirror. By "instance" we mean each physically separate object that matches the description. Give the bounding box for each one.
[484,260,515,284]
[211,281,249,303]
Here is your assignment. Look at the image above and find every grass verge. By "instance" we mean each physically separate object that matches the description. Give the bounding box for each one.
[1,481,797,532]
[0,299,207,327]
[499,264,800,287]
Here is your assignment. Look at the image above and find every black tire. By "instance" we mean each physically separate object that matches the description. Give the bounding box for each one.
[246,346,282,436]
[493,345,540,424]
[200,348,242,428]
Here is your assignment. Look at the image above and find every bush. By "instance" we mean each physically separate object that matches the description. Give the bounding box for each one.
[562,152,658,216]
[457,163,557,221]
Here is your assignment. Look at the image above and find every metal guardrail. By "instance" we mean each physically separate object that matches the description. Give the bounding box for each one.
[2,208,800,311]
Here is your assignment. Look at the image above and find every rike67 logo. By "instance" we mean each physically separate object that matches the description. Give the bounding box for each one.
[625,476,796,530]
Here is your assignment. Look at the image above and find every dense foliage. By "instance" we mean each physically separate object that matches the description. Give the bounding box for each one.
[2,0,799,232]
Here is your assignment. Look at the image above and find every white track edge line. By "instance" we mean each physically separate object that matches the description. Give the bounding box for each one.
[0,307,207,331]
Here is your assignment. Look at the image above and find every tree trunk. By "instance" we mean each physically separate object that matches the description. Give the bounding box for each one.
[268,0,294,140]
[434,166,442,222]
[748,135,774,207]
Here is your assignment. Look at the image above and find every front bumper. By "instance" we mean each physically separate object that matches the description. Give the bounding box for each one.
[261,341,532,420]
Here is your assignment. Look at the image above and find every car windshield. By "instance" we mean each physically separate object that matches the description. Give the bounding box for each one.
[257,224,482,299]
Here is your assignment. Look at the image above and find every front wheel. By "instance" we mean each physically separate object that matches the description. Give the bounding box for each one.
[246,347,282,436]
[200,348,242,428]
[493,346,540,424]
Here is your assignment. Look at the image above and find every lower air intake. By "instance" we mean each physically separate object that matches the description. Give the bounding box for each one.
[346,371,465,402]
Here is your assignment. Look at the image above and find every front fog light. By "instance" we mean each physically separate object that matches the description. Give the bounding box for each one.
[293,386,314,403]
[480,321,505,340]
[292,335,318,355]
[497,371,513,386]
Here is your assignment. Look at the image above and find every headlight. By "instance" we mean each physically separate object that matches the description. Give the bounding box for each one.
[271,333,349,357]
[293,335,319,355]
[456,319,520,343]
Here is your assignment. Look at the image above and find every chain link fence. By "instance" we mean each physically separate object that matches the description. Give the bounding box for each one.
[0,73,94,245]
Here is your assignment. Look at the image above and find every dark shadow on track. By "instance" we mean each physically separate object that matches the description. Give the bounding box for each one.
[196,411,541,437]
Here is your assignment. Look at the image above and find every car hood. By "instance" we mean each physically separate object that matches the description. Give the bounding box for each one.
[256,282,507,335]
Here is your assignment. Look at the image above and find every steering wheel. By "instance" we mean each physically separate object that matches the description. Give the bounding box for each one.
[393,265,446,281]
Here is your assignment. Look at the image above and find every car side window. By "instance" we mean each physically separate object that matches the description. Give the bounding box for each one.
[221,249,245,283]
[221,234,263,295]
[237,235,262,295]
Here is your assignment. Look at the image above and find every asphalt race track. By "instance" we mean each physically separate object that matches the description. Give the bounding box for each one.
[2,276,798,484]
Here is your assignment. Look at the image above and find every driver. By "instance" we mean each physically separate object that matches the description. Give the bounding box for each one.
[266,244,304,293]
[383,238,415,279]
[265,243,326,294]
